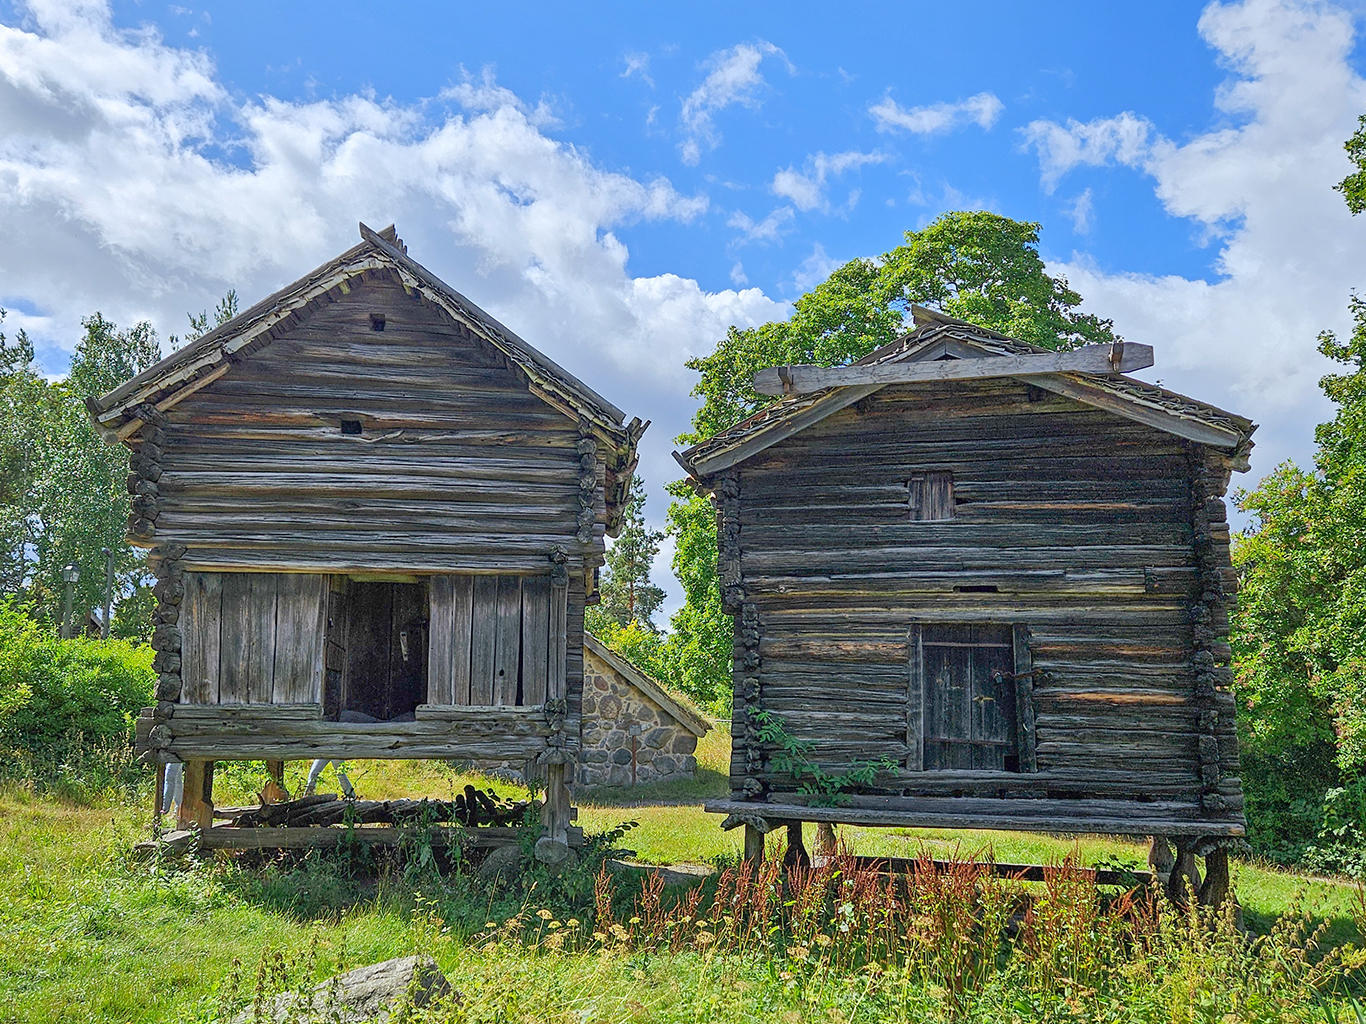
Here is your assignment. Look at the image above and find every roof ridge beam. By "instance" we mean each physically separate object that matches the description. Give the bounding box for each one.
[753,342,1154,397]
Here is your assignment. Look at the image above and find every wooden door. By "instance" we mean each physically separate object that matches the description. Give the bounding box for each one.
[388,583,428,718]
[343,581,428,719]
[920,624,1017,770]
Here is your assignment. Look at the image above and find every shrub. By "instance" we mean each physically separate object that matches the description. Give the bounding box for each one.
[0,602,153,794]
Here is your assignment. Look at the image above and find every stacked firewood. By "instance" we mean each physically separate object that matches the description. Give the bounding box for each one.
[218,785,529,829]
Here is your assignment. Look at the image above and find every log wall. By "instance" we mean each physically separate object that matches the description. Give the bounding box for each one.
[131,269,596,762]
[723,377,1243,827]
[151,271,601,575]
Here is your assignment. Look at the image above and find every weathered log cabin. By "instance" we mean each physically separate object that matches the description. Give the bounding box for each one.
[675,308,1255,900]
[91,223,645,862]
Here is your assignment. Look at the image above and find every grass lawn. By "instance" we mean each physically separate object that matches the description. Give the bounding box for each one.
[1,723,1363,1022]
[224,721,1365,938]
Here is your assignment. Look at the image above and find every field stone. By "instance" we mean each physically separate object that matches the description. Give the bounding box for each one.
[233,955,454,1023]
[477,843,525,882]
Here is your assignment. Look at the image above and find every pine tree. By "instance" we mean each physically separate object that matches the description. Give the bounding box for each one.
[596,474,665,629]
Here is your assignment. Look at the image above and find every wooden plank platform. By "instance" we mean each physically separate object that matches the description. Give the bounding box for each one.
[137,824,582,856]
[705,800,1245,837]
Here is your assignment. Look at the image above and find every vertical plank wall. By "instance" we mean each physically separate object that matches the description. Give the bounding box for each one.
[428,572,559,707]
[180,570,327,704]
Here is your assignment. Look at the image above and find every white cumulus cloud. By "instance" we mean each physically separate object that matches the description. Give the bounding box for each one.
[0,0,790,610]
[770,150,887,212]
[1020,112,1156,192]
[1038,0,1366,481]
[678,40,790,164]
[869,91,1004,136]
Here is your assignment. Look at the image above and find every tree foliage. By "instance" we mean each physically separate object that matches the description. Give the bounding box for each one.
[1232,298,1366,865]
[1231,112,1366,870]
[681,211,1118,446]
[666,212,1118,710]
[1336,113,1366,215]
[591,474,666,631]
[0,311,162,636]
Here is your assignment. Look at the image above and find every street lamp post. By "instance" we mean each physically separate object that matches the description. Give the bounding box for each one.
[101,548,114,640]
[60,562,80,639]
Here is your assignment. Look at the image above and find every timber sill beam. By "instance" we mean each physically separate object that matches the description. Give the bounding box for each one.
[751,342,1155,397]
[703,800,1245,837]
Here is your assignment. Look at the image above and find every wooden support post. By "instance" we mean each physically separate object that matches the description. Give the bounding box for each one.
[1169,841,1202,905]
[261,760,289,804]
[1199,848,1231,911]
[815,822,837,859]
[783,821,809,868]
[743,823,765,864]
[1147,835,1175,889]
[178,760,214,831]
[535,762,572,865]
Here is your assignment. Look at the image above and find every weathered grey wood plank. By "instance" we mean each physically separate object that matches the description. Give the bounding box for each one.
[272,573,327,704]
[751,342,1153,396]
[704,800,1243,836]
[428,575,474,705]
[549,578,569,701]
[180,571,222,704]
[219,573,278,704]
[493,576,523,706]
[469,576,499,705]
[521,575,551,706]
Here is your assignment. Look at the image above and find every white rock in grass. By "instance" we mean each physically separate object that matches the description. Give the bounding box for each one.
[234,954,454,1023]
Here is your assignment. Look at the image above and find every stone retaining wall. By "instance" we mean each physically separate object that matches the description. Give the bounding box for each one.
[577,644,699,786]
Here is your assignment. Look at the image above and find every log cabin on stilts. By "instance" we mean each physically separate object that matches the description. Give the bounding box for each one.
[92,223,646,866]
[674,307,1255,907]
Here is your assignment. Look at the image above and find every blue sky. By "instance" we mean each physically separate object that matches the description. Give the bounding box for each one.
[119,1,1240,292]
[2,0,1366,612]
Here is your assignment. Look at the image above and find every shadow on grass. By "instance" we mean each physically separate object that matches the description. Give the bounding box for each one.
[573,764,729,808]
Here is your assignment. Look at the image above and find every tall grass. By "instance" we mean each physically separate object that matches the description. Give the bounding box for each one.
[441,848,1366,1022]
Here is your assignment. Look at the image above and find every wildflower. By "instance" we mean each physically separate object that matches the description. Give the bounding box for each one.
[593,932,608,942]
[815,933,833,948]
[695,931,716,947]
[629,916,641,924]
[790,946,810,960]
[610,924,630,940]
[548,920,562,929]
[484,921,497,929]
[536,909,553,920]
[566,918,580,928]
[544,932,564,950]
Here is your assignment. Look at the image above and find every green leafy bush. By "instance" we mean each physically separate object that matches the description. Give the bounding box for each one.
[0,602,153,794]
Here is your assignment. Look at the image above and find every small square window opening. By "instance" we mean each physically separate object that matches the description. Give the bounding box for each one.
[369,313,386,332]
[908,471,955,521]
[340,419,363,436]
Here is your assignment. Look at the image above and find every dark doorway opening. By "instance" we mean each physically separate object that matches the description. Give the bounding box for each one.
[342,581,428,720]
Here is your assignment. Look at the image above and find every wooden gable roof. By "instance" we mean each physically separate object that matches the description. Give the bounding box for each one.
[675,307,1257,479]
[87,223,648,531]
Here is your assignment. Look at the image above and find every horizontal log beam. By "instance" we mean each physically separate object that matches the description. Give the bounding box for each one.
[752,343,1155,396]
[704,799,1244,837]
[150,715,554,762]
[139,824,585,855]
